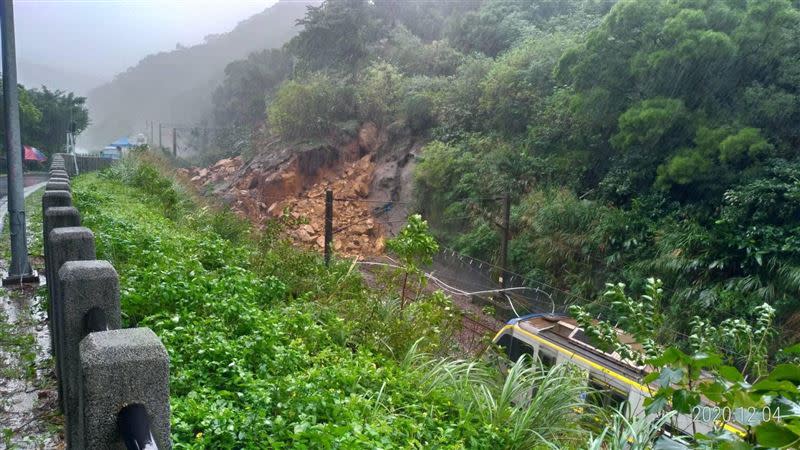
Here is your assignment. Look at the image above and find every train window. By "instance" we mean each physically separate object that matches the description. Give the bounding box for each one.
[538,350,556,369]
[496,333,534,362]
[510,338,534,362]
[587,378,628,411]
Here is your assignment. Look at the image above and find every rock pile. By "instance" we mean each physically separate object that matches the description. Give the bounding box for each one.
[278,155,386,256]
[184,152,387,257]
[178,156,244,186]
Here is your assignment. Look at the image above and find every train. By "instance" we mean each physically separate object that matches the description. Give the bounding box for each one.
[492,313,746,442]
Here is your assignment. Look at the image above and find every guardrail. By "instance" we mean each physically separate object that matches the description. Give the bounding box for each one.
[52,152,115,177]
[43,154,171,449]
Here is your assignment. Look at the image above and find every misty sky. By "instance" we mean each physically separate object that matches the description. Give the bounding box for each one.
[13,0,277,81]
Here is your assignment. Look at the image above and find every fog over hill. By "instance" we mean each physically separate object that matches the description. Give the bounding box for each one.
[17,59,103,96]
[83,0,315,148]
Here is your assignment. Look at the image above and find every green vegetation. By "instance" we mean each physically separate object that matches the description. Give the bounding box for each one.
[0,80,88,158]
[74,156,606,448]
[192,0,800,445]
[211,0,800,354]
[574,282,800,448]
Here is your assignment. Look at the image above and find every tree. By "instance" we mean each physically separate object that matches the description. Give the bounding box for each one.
[212,49,293,128]
[386,214,439,308]
[0,79,42,155]
[356,62,403,127]
[0,80,88,158]
[26,87,89,156]
[267,75,354,139]
[289,0,380,74]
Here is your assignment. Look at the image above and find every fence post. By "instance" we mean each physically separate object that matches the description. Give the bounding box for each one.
[499,193,510,290]
[324,189,333,266]
[79,328,171,449]
[48,227,96,411]
[43,206,80,353]
[58,260,121,448]
[46,181,71,192]
[42,190,73,342]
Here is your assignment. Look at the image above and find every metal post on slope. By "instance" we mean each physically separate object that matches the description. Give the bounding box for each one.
[1,0,36,285]
[499,193,510,290]
[172,127,177,157]
[324,189,333,266]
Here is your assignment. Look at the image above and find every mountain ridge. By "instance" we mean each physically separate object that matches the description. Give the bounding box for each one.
[83,0,317,148]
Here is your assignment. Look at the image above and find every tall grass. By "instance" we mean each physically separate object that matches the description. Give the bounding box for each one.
[585,410,686,450]
[403,343,593,448]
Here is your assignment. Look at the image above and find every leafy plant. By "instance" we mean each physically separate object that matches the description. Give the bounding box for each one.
[385,214,439,308]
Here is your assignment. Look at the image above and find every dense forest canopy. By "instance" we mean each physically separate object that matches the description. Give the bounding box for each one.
[206,0,800,347]
[0,79,89,158]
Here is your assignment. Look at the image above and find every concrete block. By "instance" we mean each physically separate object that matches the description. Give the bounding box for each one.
[42,190,74,319]
[46,181,71,192]
[42,191,72,220]
[79,328,171,449]
[49,227,96,412]
[42,190,74,337]
[58,261,121,448]
[43,207,81,354]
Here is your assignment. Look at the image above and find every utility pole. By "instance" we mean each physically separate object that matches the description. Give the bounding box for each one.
[324,189,333,266]
[1,0,35,284]
[149,121,154,147]
[499,193,510,290]
[172,127,177,157]
[158,123,162,149]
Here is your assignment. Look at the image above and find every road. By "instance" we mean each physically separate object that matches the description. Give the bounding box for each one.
[0,173,50,234]
[0,172,49,197]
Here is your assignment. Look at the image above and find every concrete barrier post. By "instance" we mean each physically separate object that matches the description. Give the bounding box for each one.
[48,227,96,411]
[46,181,71,192]
[79,328,171,449]
[58,260,121,448]
[42,190,73,314]
[42,190,73,290]
[43,206,81,354]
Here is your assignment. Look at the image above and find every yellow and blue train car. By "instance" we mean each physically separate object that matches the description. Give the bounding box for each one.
[492,313,746,440]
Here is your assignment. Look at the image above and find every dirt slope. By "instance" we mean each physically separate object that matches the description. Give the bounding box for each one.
[180,123,419,257]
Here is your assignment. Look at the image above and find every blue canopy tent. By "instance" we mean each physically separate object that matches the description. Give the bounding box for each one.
[109,137,135,148]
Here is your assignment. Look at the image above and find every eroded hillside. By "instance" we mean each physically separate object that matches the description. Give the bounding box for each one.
[180,123,421,257]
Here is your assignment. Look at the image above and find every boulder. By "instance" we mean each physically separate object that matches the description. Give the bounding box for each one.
[358,122,380,154]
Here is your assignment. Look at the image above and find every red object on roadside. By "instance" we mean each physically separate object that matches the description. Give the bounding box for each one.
[23,145,47,162]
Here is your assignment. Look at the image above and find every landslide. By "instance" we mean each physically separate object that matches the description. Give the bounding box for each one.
[180,123,421,257]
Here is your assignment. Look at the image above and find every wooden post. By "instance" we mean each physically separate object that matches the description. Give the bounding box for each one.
[499,193,510,289]
[324,189,333,266]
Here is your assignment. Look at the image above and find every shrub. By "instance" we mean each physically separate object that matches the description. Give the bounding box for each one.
[355,61,404,127]
[268,75,354,139]
[403,93,435,133]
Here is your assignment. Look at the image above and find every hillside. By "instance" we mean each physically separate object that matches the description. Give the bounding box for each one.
[183,0,800,370]
[82,0,316,148]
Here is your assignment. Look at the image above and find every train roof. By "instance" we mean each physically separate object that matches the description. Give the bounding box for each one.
[507,313,647,381]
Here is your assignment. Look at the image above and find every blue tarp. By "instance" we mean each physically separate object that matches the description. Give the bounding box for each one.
[110,137,134,148]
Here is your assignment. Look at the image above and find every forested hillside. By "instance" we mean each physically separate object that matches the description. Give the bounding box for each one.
[205,0,800,349]
[82,0,315,148]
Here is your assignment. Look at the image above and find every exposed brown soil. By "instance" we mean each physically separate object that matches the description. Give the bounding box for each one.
[180,123,412,257]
